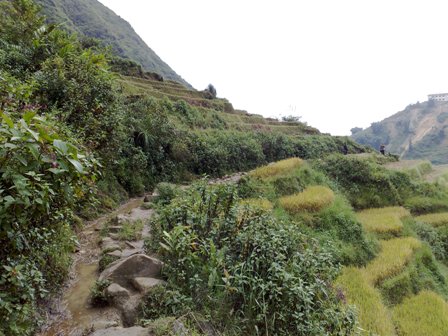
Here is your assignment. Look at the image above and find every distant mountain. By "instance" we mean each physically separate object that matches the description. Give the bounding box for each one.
[351,100,448,164]
[35,0,191,87]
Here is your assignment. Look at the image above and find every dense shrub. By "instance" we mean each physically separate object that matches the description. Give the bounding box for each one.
[0,112,97,335]
[314,155,413,209]
[146,181,356,335]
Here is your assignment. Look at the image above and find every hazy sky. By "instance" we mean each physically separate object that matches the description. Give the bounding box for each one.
[99,0,448,135]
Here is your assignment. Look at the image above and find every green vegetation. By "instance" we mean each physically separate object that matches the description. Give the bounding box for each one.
[145,181,356,335]
[393,291,448,336]
[3,1,448,334]
[35,0,190,86]
[118,219,145,241]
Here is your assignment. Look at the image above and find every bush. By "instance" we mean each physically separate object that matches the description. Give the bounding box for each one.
[90,279,111,307]
[149,181,356,335]
[0,112,97,335]
[313,155,413,209]
[279,185,334,213]
[405,196,448,215]
[316,196,377,266]
[154,182,181,206]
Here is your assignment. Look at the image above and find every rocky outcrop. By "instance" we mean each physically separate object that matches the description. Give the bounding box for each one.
[90,326,151,336]
[99,254,163,287]
[132,277,165,294]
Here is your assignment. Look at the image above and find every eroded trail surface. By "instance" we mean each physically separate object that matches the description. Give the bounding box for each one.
[39,196,151,336]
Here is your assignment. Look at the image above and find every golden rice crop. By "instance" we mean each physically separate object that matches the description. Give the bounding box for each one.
[249,157,303,178]
[362,237,421,285]
[415,212,448,228]
[279,186,334,213]
[356,207,410,234]
[392,290,448,336]
[336,267,395,336]
[239,198,273,211]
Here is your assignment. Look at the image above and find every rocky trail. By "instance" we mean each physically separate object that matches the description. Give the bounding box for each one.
[38,173,245,336]
[38,193,164,336]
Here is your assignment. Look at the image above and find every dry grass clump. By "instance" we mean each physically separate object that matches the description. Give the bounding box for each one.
[239,198,273,211]
[356,207,410,234]
[249,157,302,179]
[392,290,448,336]
[336,267,395,336]
[415,212,448,228]
[362,237,421,285]
[279,186,334,214]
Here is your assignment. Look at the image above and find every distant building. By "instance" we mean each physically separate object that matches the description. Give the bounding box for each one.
[428,93,448,101]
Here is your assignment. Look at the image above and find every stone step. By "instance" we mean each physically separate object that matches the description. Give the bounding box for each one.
[99,254,163,287]
[90,326,150,336]
[132,277,165,294]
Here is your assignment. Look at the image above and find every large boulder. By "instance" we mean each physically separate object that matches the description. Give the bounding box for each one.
[90,326,151,336]
[99,254,163,287]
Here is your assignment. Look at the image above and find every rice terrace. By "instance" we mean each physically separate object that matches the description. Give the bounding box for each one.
[2,0,448,335]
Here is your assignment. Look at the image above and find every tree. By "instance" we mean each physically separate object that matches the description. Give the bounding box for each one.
[350,127,363,135]
[204,83,217,99]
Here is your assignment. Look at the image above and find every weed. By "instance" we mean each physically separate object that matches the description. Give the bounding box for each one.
[239,198,273,211]
[90,279,111,307]
[118,219,145,241]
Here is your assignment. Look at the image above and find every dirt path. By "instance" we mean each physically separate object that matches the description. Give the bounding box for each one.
[38,197,146,336]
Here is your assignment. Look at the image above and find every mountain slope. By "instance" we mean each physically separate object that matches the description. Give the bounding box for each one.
[35,0,191,87]
[351,100,448,164]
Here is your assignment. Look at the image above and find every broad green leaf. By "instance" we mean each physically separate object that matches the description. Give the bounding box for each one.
[4,143,17,149]
[0,112,13,128]
[68,158,84,173]
[48,168,67,174]
[53,139,68,154]
[23,110,36,123]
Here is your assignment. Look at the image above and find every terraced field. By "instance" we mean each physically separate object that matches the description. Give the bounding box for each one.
[338,205,448,335]
[117,75,319,135]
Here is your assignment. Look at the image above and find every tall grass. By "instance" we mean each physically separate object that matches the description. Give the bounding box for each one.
[239,198,273,211]
[392,290,448,336]
[279,186,334,213]
[356,207,410,234]
[336,267,396,336]
[363,237,421,285]
[249,157,302,179]
[415,212,448,228]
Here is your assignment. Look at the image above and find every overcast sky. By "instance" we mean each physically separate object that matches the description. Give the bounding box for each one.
[99,0,448,135]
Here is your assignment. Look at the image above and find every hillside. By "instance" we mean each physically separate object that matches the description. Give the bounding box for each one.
[35,0,191,87]
[351,100,448,164]
[12,1,448,336]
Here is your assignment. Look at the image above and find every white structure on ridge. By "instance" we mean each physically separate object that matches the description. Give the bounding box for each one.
[428,93,448,101]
